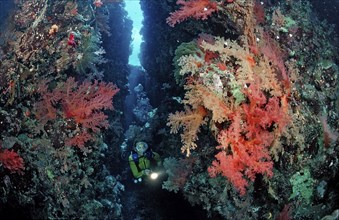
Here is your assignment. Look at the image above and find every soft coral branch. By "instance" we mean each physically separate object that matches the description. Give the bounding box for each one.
[167,106,208,156]
[167,0,218,27]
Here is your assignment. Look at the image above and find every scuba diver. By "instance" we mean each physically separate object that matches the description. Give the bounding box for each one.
[129,141,161,183]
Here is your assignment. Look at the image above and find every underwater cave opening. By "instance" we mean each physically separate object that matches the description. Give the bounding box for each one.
[120,1,219,219]
[123,0,147,130]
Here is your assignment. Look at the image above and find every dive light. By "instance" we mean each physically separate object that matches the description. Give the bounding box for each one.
[150,172,159,180]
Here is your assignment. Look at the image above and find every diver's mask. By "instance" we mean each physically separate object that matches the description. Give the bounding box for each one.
[135,142,148,154]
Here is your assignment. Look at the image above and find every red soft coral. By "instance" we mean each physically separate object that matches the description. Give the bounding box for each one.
[166,0,218,27]
[65,130,93,149]
[58,78,119,147]
[208,82,289,195]
[208,112,273,195]
[58,78,119,129]
[0,149,25,174]
[35,77,119,148]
